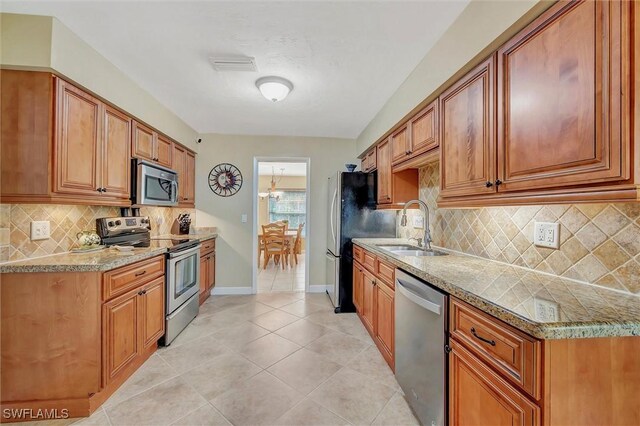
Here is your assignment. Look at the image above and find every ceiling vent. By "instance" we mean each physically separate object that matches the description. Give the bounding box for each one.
[209,56,257,72]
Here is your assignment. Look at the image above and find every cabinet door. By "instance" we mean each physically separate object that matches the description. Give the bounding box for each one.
[102,105,131,199]
[361,269,376,335]
[496,1,630,192]
[375,281,394,367]
[173,144,187,202]
[409,100,438,156]
[156,135,173,168]
[352,263,363,312]
[199,254,208,305]
[140,278,165,348]
[132,121,155,161]
[103,288,140,384]
[439,56,496,198]
[449,340,540,426]
[366,148,377,171]
[183,150,196,205]
[207,254,216,291]
[376,138,392,204]
[54,79,101,196]
[391,125,410,165]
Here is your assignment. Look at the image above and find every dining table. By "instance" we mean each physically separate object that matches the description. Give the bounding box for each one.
[258,229,298,265]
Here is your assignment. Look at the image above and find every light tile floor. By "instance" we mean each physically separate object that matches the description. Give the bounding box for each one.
[257,253,305,293]
[34,292,420,426]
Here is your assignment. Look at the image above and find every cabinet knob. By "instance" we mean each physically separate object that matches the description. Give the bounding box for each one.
[102,188,107,193]
[485,181,493,188]
[138,290,144,296]
[495,179,503,186]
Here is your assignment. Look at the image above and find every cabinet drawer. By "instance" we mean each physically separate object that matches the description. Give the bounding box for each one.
[363,250,376,273]
[103,256,165,301]
[450,298,541,400]
[353,245,364,263]
[375,259,395,288]
[201,238,215,255]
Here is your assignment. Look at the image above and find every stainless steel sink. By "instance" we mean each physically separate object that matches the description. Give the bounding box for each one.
[376,244,421,251]
[391,249,448,257]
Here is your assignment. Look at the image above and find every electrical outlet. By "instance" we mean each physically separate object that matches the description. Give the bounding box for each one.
[533,221,560,249]
[534,298,559,322]
[156,216,164,225]
[30,221,50,241]
[412,215,424,229]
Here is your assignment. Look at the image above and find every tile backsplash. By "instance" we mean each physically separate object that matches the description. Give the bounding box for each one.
[0,204,196,262]
[398,163,640,295]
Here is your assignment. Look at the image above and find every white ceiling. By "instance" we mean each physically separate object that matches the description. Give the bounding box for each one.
[258,162,306,177]
[2,1,469,138]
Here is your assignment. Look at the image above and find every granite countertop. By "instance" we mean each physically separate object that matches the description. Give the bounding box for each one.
[353,238,640,340]
[0,233,217,274]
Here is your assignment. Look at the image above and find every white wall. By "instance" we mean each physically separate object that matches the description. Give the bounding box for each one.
[1,13,199,150]
[195,134,357,289]
[356,0,549,154]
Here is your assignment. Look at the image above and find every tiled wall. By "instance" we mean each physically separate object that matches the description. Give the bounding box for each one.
[0,204,196,262]
[397,163,640,295]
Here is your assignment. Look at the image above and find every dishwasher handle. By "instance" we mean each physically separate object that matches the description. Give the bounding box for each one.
[397,280,442,315]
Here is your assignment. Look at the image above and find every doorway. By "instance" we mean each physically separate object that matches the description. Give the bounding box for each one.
[253,158,310,294]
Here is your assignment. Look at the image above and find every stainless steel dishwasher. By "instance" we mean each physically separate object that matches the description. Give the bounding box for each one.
[395,269,448,426]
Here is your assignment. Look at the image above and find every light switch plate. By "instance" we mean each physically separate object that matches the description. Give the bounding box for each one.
[241,214,248,223]
[30,221,50,241]
[412,215,424,229]
[533,221,560,249]
[534,298,559,322]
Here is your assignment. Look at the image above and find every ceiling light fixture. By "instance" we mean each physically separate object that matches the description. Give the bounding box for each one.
[255,76,293,102]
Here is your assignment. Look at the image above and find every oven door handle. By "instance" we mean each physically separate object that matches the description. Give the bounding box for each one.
[168,245,201,260]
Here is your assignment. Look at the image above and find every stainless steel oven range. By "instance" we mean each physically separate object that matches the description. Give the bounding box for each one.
[160,240,200,345]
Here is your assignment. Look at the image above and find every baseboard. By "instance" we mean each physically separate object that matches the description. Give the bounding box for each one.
[308,285,330,293]
[211,286,253,295]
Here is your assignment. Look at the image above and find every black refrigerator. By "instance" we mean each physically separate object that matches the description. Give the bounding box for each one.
[326,171,396,313]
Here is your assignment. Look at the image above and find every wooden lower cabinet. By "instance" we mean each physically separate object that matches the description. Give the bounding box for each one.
[198,240,216,305]
[374,280,394,368]
[354,248,395,370]
[0,256,166,422]
[449,340,540,426]
[352,263,363,312]
[103,287,141,384]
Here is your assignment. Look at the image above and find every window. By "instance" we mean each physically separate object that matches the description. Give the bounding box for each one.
[269,190,306,236]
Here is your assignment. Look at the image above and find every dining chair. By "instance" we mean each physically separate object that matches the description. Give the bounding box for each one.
[261,223,287,269]
[291,223,304,265]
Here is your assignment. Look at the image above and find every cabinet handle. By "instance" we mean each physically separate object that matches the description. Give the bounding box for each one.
[135,270,147,277]
[138,290,144,296]
[485,181,493,188]
[444,344,453,354]
[495,179,503,186]
[96,188,102,192]
[142,289,147,295]
[102,188,107,193]
[470,327,496,346]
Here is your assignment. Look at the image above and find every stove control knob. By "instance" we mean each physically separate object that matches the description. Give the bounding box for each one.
[108,221,115,227]
[115,220,122,226]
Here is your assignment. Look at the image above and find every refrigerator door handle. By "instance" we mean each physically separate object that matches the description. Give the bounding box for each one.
[330,187,337,248]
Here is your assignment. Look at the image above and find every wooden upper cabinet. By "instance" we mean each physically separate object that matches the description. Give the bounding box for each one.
[391,125,410,165]
[409,100,438,157]
[132,121,156,162]
[54,78,102,196]
[102,105,131,199]
[449,340,540,426]
[439,56,496,198]
[376,138,393,203]
[363,147,377,172]
[496,0,630,192]
[156,135,173,168]
[184,150,196,204]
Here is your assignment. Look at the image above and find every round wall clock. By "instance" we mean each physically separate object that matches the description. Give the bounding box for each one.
[208,163,243,197]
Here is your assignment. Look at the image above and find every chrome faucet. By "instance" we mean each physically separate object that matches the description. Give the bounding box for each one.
[401,199,432,250]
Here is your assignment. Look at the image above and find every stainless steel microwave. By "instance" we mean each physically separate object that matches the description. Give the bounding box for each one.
[132,159,179,206]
